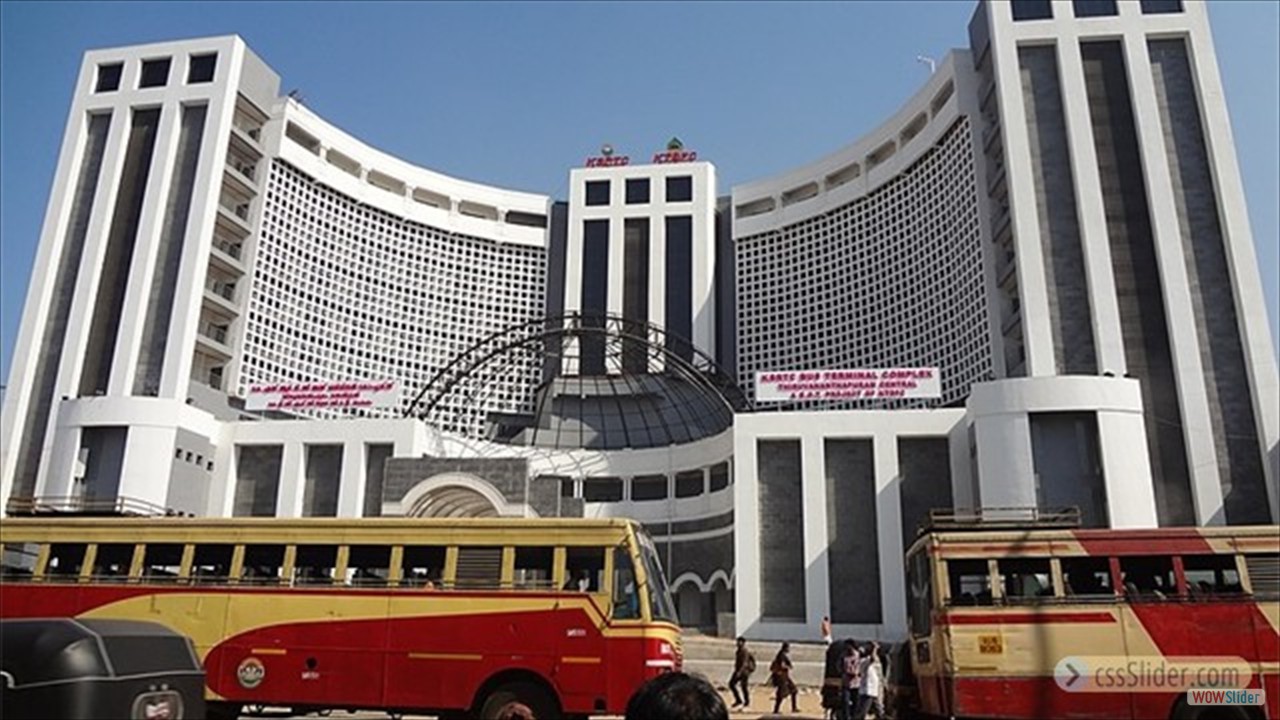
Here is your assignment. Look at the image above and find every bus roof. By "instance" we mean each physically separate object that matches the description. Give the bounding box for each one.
[0,516,643,545]
[904,524,1280,559]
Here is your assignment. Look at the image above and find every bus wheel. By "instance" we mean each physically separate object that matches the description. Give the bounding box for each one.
[478,681,558,720]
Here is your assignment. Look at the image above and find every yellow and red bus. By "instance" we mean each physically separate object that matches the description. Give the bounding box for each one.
[0,516,682,719]
[902,513,1279,720]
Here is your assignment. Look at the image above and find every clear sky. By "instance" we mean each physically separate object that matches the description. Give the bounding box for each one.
[1,0,1276,384]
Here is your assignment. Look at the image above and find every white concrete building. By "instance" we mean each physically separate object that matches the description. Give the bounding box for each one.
[2,0,1275,641]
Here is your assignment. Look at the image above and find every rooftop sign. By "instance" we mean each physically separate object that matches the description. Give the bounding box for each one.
[754,368,941,402]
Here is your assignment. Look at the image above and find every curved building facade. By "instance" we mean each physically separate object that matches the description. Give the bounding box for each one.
[2,0,1277,642]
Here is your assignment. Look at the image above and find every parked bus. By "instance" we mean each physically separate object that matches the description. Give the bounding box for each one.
[0,516,682,719]
[902,509,1279,720]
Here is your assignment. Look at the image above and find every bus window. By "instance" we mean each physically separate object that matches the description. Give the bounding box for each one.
[455,546,503,590]
[1119,556,1176,600]
[947,559,993,606]
[1245,553,1279,598]
[241,545,286,585]
[142,544,185,583]
[612,546,640,619]
[1,543,39,580]
[93,543,136,581]
[906,551,932,636]
[1062,556,1114,598]
[192,544,234,584]
[564,547,605,592]
[998,558,1055,602]
[45,543,87,581]
[1182,555,1243,597]
[294,545,339,586]
[636,531,678,623]
[401,545,446,588]
[514,547,554,590]
[347,546,390,586]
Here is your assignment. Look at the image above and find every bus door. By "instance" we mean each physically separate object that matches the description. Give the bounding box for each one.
[555,546,608,712]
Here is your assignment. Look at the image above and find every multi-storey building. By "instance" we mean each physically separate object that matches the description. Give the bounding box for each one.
[2,0,1276,640]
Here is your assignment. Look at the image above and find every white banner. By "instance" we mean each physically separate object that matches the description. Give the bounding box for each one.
[245,380,400,411]
[754,368,941,402]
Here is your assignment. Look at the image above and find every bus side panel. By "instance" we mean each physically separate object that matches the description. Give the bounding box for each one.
[382,597,565,713]
[555,601,608,713]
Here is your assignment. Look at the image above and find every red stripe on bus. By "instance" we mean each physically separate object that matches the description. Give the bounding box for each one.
[939,611,1115,625]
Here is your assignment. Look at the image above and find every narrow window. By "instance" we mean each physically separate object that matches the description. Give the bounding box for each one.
[401,545,446,588]
[187,53,217,84]
[675,470,704,498]
[514,547,554,590]
[293,544,339,586]
[93,543,136,580]
[998,558,1055,601]
[631,475,669,502]
[947,559,993,606]
[583,477,623,502]
[346,545,391,586]
[564,547,605,592]
[625,178,650,204]
[455,546,503,590]
[192,544,234,584]
[1140,0,1182,13]
[241,544,286,585]
[96,63,123,92]
[139,58,172,88]
[665,176,693,203]
[1073,0,1118,17]
[142,543,185,583]
[1,543,39,580]
[1119,556,1176,600]
[585,180,610,206]
[45,543,88,581]
[1182,555,1243,597]
[1062,556,1114,597]
[1011,0,1053,21]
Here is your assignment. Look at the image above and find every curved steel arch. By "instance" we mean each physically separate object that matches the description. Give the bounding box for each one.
[405,312,750,434]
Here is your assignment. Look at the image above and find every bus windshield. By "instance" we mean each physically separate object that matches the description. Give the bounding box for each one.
[636,529,678,624]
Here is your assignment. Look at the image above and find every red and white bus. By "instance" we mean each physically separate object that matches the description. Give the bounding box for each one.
[0,516,682,719]
[901,511,1279,720]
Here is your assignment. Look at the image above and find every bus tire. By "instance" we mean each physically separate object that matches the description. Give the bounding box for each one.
[1170,698,1255,720]
[477,680,559,720]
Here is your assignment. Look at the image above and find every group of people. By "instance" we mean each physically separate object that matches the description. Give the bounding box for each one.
[726,635,886,718]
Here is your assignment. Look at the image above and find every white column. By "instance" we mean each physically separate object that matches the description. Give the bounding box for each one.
[1123,34,1225,525]
[975,414,1038,508]
[1097,410,1159,528]
[801,435,830,637]
[732,423,761,637]
[336,440,367,518]
[275,442,305,517]
[989,1,1057,376]
[649,210,667,373]
[874,435,907,640]
[1056,40,1127,374]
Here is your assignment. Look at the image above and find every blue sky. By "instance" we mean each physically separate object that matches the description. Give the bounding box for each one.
[1,1,1276,383]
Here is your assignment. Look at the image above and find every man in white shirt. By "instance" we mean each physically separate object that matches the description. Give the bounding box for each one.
[854,642,886,719]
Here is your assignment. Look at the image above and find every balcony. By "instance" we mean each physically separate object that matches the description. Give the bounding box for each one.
[216,203,252,237]
[195,321,233,359]
[210,236,246,274]
[6,494,172,517]
[223,163,258,197]
[230,123,263,157]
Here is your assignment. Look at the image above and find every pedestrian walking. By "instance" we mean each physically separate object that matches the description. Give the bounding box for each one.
[728,636,756,708]
[770,641,799,714]
[841,641,862,720]
[853,641,886,719]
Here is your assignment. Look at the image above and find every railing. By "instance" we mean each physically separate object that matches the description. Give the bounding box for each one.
[6,495,171,517]
[199,323,229,345]
[924,506,1083,532]
[212,237,242,260]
